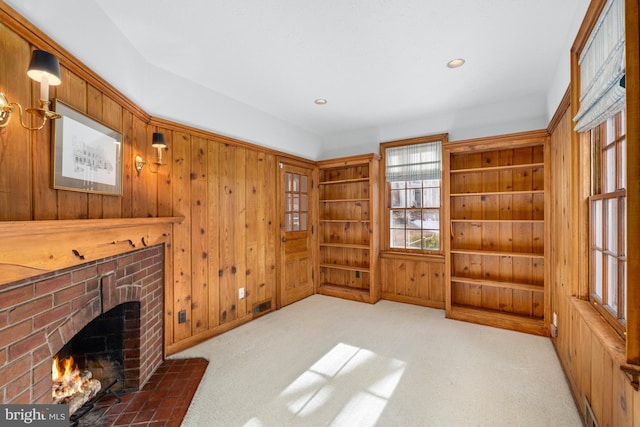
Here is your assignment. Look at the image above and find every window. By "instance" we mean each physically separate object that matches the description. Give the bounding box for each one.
[589,110,626,333]
[381,135,446,252]
[284,172,309,232]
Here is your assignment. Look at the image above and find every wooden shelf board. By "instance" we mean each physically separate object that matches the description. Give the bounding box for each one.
[450,276,543,293]
[318,283,372,303]
[320,198,370,203]
[450,162,544,174]
[320,243,370,249]
[450,190,544,197]
[447,305,547,336]
[319,220,370,223]
[451,219,544,223]
[320,264,370,272]
[319,177,369,185]
[451,249,544,259]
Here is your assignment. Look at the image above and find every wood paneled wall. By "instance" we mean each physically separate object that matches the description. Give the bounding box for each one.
[549,98,640,426]
[380,254,445,309]
[0,9,308,356]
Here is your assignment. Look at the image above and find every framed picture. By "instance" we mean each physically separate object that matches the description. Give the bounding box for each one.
[51,99,123,195]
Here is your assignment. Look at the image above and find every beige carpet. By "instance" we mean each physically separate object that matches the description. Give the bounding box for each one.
[172,295,581,427]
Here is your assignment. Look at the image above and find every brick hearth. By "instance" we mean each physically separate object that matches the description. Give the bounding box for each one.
[0,245,165,404]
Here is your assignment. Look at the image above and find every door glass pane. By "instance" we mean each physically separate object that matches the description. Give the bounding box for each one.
[286,173,293,191]
[292,174,300,192]
[291,194,300,211]
[284,213,292,232]
[299,213,307,231]
[300,194,308,212]
[292,213,299,231]
[300,175,308,192]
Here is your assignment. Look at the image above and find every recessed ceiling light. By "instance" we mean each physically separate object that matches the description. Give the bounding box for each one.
[314,98,328,105]
[447,58,465,69]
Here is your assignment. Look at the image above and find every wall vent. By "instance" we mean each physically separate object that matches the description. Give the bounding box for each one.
[253,300,272,316]
[584,397,599,427]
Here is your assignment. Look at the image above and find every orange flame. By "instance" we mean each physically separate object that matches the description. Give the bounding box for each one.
[52,356,84,399]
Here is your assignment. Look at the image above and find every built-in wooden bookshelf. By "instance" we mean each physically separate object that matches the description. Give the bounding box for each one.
[317,154,380,303]
[443,133,550,335]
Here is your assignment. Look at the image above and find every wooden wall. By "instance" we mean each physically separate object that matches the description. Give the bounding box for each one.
[380,254,446,309]
[549,96,640,426]
[0,8,309,356]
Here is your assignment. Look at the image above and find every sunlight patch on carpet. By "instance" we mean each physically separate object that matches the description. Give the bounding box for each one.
[276,342,406,426]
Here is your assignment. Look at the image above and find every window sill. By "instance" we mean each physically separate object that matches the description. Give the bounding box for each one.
[571,297,640,390]
[380,250,444,262]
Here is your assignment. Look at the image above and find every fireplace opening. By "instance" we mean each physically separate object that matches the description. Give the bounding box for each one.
[52,301,141,418]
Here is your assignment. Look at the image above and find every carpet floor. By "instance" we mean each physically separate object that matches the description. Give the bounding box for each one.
[172,295,581,427]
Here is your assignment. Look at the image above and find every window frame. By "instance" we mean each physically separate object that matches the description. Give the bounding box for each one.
[380,134,448,255]
[588,111,627,337]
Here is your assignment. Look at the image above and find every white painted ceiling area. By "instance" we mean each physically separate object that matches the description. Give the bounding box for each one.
[5,0,590,159]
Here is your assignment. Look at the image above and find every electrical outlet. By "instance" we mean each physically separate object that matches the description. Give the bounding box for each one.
[553,312,558,327]
[239,288,245,299]
[178,310,187,324]
[355,271,360,278]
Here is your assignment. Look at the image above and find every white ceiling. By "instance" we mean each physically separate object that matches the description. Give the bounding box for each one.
[5,0,589,158]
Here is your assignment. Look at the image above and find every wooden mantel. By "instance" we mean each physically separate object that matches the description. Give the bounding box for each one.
[0,217,183,286]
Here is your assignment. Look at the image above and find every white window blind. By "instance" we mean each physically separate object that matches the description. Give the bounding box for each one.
[574,0,625,132]
[385,141,441,182]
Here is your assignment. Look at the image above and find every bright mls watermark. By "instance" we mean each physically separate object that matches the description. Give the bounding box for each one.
[0,405,68,426]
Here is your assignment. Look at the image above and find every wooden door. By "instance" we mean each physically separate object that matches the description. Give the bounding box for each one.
[278,161,314,307]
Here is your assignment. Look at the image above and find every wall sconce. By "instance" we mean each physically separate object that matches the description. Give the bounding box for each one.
[135,132,167,173]
[0,49,62,131]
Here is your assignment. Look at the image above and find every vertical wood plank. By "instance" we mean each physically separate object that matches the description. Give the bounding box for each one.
[190,136,208,334]
[245,149,259,311]
[235,146,247,318]
[131,119,157,217]
[219,143,236,324]
[171,132,192,342]
[120,111,133,218]
[155,127,173,218]
[207,139,221,328]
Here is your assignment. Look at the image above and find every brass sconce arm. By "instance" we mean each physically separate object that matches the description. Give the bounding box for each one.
[0,93,61,131]
[135,152,165,174]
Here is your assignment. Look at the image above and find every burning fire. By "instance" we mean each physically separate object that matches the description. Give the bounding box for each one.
[52,356,83,400]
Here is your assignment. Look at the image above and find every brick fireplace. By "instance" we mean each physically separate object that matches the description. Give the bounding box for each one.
[0,245,165,404]
[0,217,180,406]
